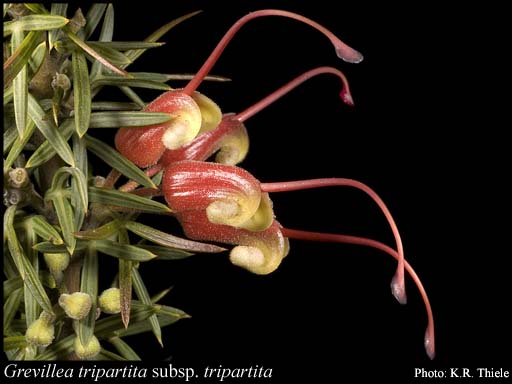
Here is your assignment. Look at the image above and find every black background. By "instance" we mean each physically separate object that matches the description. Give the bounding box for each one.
[5,0,511,382]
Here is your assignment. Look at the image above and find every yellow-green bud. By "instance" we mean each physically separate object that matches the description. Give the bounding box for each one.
[98,288,121,314]
[44,252,69,272]
[74,335,101,360]
[58,292,92,320]
[25,312,55,347]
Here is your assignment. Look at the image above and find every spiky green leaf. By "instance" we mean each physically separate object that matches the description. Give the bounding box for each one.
[78,245,98,346]
[124,221,226,253]
[4,15,69,35]
[132,268,161,345]
[94,240,156,262]
[33,240,88,253]
[136,244,195,260]
[4,31,42,86]
[92,75,171,91]
[4,206,54,315]
[27,94,75,166]
[65,29,128,77]
[86,42,132,66]
[88,187,170,214]
[27,215,64,245]
[79,3,108,40]
[74,220,121,240]
[124,11,201,64]
[3,288,23,334]
[11,28,28,138]
[49,4,68,49]
[25,118,74,168]
[88,111,172,128]
[72,50,91,137]
[3,336,28,351]
[108,337,141,360]
[4,118,36,171]
[85,135,156,189]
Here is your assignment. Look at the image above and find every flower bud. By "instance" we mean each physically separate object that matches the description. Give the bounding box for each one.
[115,90,202,167]
[58,292,92,320]
[160,114,249,166]
[98,287,121,314]
[163,161,269,230]
[191,91,222,134]
[44,252,69,272]
[74,335,101,360]
[44,252,69,285]
[25,312,55,347]
[8,168,29,188]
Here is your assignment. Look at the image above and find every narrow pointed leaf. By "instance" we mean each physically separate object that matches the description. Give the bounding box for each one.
[137,244,194,260]
[4,85,14,105]
[23,3,48,14]
[91,101,140,111]
[119,259,132,328]
[108,337,141,360]
[124,221,226,253]
[45,189,76,254]
[3,288,23,333]
[51,166,89,215]
[72,134,88,230]
[124,11,202,64]
[23,224,40,328]
[74,220,121,240]
[90,3,114,80]
[65,30,128,77]
[4,336,28,351]
[78,245,98,346]
[153,303,190,320]
[119,86,145,108]
[12,29,28,138]
[3,126,17,154]
[4,206,54,315]
[49,4,68,49]
[28,93,75,166]
[94,240,156,262]
[95,305,156,339]
[79,3,108,40]
[72,51,91,137]
[86,42,132,66]
[4,272,54,300]
[4,277,23,300]
[117,313,187,339]
[4,118,36,171]
[33,240,88,253]
[132,268,162,346]
[28,215,64,245]
[88,187,171,214]
[34,335,74,360]
[97,42,164,50]
[4,31,42,86]
[88,111,172,127]
[29,42,47,73]
[85,135,156,189]
[150,287,173,304]
[4,15,69,35]
[25,118,74,168]
[92,75,171,91]
[117,227,132,328]
[97,348,127,361]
